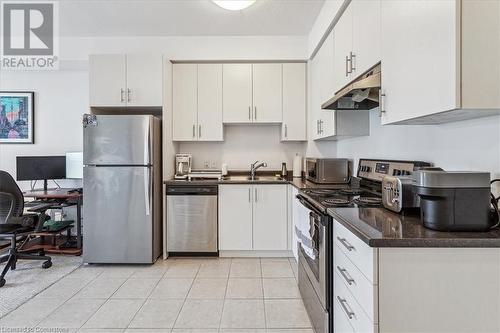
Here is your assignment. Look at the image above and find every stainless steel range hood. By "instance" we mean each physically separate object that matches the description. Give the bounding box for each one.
[322,62,381,111]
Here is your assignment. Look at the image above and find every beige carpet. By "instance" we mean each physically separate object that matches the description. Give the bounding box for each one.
[0,254,82,318]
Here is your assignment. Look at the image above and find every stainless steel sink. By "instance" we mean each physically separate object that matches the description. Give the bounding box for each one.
[226,175,285,182]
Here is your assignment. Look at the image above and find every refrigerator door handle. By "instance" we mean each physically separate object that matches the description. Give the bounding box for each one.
[144,119,150,166]
[144,167,151,216]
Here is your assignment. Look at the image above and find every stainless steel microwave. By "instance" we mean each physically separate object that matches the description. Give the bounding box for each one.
[305,158,351,184]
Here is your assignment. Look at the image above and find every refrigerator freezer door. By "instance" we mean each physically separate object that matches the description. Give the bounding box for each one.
[83,114,152,166]
[83,166,153,263]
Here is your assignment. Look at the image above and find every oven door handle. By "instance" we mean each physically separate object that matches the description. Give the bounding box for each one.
[296,195,324,215]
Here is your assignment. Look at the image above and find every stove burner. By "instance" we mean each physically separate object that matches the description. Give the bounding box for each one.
[322,197,351,206]
[304,189,338,195]
[340,188,364,195]
[354,196,382,206]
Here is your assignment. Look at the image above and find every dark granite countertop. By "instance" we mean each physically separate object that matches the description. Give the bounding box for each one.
[164,175,330,189]
[328,207,500,248]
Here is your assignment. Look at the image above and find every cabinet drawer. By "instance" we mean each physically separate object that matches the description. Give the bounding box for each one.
[335,244,377,322]
[335,270,377,333]
[334,220,377,283]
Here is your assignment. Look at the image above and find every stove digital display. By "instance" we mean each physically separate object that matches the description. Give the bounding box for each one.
[375,162,389,174]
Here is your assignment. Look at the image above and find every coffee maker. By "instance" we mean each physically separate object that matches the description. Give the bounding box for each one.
[175,154,192,180]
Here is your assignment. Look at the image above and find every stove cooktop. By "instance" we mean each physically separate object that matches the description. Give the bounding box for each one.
[300,187,383,210]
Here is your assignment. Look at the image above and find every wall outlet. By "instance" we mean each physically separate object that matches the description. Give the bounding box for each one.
[204,161,210,169]
[211,160,217,169]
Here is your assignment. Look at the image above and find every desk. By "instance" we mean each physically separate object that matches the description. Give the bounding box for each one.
[23,188,83,255]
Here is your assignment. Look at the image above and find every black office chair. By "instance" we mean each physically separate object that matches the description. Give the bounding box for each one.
[0,170,52,288]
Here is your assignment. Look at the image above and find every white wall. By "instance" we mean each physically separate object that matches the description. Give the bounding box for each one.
[0,70,88,190]
[337,110,500,179]
[178,125,306,170]
[0,35,308,183]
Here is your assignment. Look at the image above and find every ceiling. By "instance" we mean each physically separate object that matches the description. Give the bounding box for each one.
[58,0,325,37]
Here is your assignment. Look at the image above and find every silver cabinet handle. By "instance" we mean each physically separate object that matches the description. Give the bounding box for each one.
[337,266,355,285]
[284,124,288,138]
[345,55,350,76]
[254,188,258,202]
[198,125,201,138]
[319,120,323,134]
[127,88,131,102]
[248,106,251,121]
[337,296,355,319]
[349,51,356,73]
[337,237,355,251]
[254,106,257,121]
[248,188,251,202]
[192,124,196,138]
[379,90,386,117]
[120,88,125,102]
[316,120,319,134]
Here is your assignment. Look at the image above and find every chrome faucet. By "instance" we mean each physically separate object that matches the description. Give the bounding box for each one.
[250,160,267,180]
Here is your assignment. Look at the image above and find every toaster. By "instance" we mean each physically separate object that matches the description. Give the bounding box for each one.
[382,175,419,213]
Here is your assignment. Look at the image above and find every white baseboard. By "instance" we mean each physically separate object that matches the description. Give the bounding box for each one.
[219,250,293,258]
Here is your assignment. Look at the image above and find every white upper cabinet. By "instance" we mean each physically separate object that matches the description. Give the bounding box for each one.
[197,64,223,141]
[126,54,163,107]
[89,54,163,108]
[332,5,353,93]
[223,64,253,123]
[252,185,287,251]
[351,0,381,76]
[252,64,283,123]
[172,64,198,141]
[89,55,127,107]
[223,63,287,124]
[282,63,307,141]
[172,64,223,141]
[380,0,500,124]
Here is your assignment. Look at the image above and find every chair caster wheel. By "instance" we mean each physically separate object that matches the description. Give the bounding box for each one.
[0,278,5,288]
[11,263,16,270]
[42,260,52,269]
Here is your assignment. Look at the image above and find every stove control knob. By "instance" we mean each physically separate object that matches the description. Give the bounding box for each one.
[403,170,411,176]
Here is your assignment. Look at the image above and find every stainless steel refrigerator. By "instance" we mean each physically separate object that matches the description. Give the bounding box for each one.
[82,114,162,264]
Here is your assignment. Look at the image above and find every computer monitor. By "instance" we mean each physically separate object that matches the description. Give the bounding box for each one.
[66,152,83,179]
[16,156,66,191]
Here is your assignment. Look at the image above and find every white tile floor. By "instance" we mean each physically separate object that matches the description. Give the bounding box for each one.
[0,257,313,333]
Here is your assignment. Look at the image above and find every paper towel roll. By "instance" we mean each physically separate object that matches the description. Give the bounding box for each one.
[293,153,302,178]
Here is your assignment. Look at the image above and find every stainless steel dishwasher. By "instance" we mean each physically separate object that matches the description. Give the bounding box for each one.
[166,185,218,254]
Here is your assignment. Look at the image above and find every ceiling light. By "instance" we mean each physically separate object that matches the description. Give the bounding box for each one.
[212,0,256,11]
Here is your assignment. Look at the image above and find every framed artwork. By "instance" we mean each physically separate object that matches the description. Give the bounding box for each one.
[0,92,34,144]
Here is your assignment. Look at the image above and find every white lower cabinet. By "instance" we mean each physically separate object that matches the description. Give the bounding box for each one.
[218,185,253,250]
[333,219,500,333]
[219,184,287,252]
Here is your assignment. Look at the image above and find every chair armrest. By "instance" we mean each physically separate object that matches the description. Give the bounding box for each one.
[27,202,54,213]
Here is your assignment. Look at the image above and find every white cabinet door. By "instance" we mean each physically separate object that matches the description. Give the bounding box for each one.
[252,64,283,123]
[219,185,253,251]
[172,64,198,141]
[126,54,163,107]
[198,64,223,141]
[352,0,381,76]
[252,185,287,251]
[314,31,336,139]
[223,64,253,123]
[282,63,307,141]
[291,186,300,261]
[89,54,126,107]
[380,0,458,124]
[332,5,353,93]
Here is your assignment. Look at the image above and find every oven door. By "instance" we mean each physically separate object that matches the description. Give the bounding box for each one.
[296,196,330,333]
